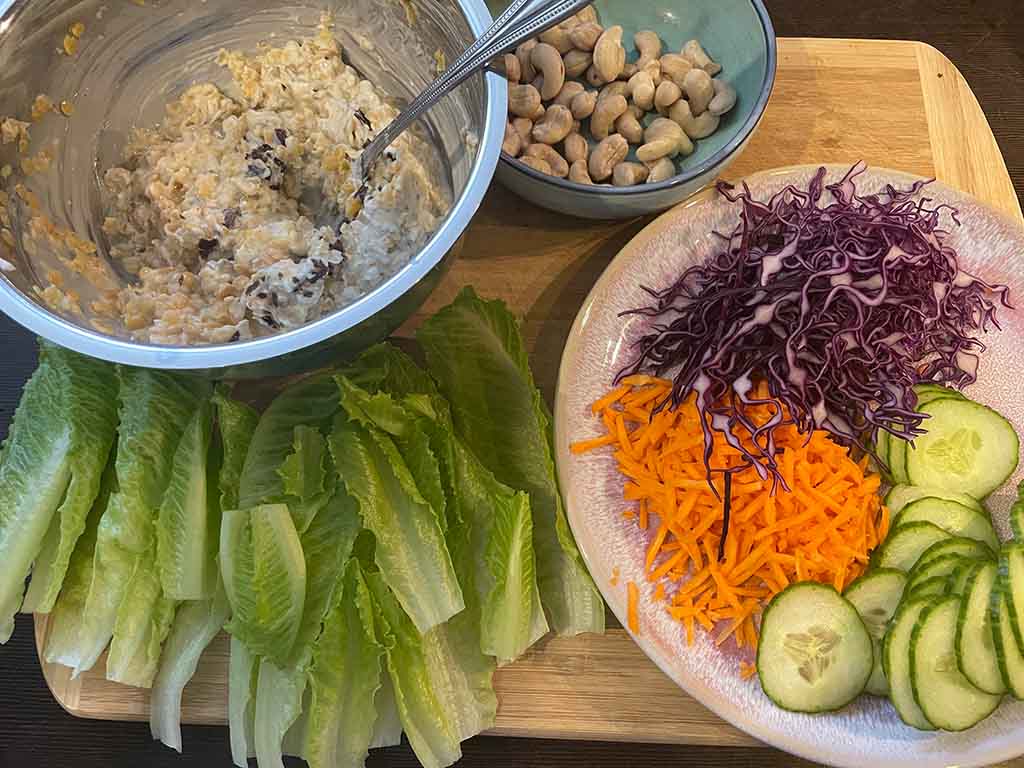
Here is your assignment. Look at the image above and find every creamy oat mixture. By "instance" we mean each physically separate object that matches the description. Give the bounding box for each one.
[101,21,448,345]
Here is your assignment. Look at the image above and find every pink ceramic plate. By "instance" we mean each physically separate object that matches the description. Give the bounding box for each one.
[554,165,1024,767]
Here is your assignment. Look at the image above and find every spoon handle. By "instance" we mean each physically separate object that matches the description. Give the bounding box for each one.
[357,0,593,179]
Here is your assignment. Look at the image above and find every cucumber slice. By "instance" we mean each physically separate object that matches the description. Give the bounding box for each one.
[843,569,906,696]
[893,498,998,552]
[1001,543,1024,653]
[883,597,936,730]
[951,561,976,594]
[909,575,953,599]
[889,435,910,485]
[993,586,1024,698]
[1011,485,1024,541]
[914,389,966,410]
[910,596,1002,730]
[884,485,986,516]
[907,399,1020,500]
[877,429,892,478]
[875,521,951,572]
[913,383,966,399]
[956,561,1006,695]
[906,554,970,594]
[757,583,873,713]
[915,537,994,572]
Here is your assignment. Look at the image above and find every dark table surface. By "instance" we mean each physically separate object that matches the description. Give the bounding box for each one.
[2,1,1024,766]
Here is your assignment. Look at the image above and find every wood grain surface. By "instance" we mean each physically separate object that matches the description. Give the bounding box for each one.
[3,12,1024,768]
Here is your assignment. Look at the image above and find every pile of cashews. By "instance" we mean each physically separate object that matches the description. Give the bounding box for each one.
[500,5,737,186]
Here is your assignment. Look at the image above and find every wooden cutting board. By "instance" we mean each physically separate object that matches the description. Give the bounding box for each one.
[34,37,1024,747]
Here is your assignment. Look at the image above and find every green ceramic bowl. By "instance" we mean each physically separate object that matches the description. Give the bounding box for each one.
[491,0,776,219]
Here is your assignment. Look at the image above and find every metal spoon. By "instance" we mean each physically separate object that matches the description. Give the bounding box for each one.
[355,0,595,181]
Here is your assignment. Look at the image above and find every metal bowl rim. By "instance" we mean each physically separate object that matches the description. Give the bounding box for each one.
[0,0,507,369]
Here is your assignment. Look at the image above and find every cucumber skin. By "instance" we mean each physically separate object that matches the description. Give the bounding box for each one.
[1011,481,1024,542]
[916,537,994,572]
[883,597,938,731]
[875,521,951,572]
[756,582,872,714]
[955,561,1007,696]
[991,585,1024,699]
[892,498,998,553]
[1001,543,1024,655]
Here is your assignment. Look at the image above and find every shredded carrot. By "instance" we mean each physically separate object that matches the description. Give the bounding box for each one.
[627,581,640,634]
[572,378,887,671]
[739,661,758,680]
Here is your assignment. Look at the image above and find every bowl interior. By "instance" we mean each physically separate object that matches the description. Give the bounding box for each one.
[489,0,773,185]
[0,0,500,365]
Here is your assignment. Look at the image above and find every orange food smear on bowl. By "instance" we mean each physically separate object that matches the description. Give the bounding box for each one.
[572,377,887,667]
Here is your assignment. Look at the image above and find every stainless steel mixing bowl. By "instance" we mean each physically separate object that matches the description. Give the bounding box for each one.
[0,0,505,377]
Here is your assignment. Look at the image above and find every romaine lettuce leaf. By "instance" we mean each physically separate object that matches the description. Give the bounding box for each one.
[304,561,383,768]
[212,387,259,513]
[369,670,403,749]
[336,375,447,531]
[450,440,547,664]
[221,504,306,663]
[279,425,328,503]
[149,581,231,751]
[157,400,216,601]
[44,455,116,666]
[417,287,604,636]
[74,369,208,675]
[238,373,341,509]
[342,344,548,662]
[366,573,462,768]
[228,635,259,767]
[252,488,362,768]
[2,345,118,634]
[329,416,463,634]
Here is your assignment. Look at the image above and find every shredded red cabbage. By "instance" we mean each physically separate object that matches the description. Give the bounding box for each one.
[619,162,1012,487]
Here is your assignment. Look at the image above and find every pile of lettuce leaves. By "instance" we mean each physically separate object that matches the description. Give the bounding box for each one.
[0,287,604,768]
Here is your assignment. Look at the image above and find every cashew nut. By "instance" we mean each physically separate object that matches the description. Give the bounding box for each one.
[498,53,521,83]
[643,58,663,85]
[563,132,589,164]
[589,92,627,141]
[539,25,574,54]
[516,40,538,83]
[634,30,662,68]
[569,21,603,51]
[669,99,720,139]
[530,43,565,101]
[682,39,721,76]
[593,25,626,83]
[659,53,693,88]
[599,80,629,102]
[628,70,655,111]
[563,49,593,79]
[519,155,553,175]
[508,84,542,118]
[572,119,582,133]
[614,110,643,144]
[619,61,638,80]
[644,156,676,183]
[568,159,593,184]
[588,134,628,181]
[553,81,585,108]
[574,5,598,25]
[708,78,737,116]
[585,64,604,88]
[532,104,573,145]
[612,161,649,186]
[654,79,682,113]
[503,122,522,157]
[511,117,533,145]
[570,89,598,120]
[682,68,714,116]
[636,117,693,162]
[525,143,569,178]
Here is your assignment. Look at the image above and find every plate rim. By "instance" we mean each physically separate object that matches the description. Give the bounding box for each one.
[553,163,1024,768]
